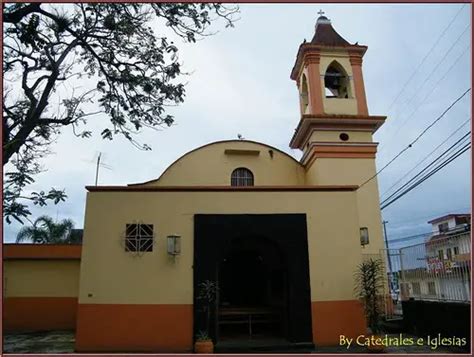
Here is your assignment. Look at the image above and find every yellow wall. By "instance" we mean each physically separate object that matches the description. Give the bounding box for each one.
[305,158,385,256]
[308,130,373,143]
[323,98,358,115]
[4,260,80,298]
[79,190,363,305]
[4,259,80,332]
[137,141,305,187]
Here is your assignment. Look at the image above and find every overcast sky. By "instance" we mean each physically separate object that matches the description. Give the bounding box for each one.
[3,4,471,247]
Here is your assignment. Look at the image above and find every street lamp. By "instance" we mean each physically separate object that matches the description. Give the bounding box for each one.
[167,234,181,256]
[360,227,369,246]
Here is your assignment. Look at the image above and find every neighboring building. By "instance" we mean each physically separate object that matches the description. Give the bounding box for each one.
[3,245,81,331]
[428,214,471,236]
[4,15,388,352]
[400,214,471,302]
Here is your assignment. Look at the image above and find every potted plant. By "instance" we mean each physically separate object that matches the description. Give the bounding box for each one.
[194,330,214,354]
[195,280,218,353]
[354,257,385,352]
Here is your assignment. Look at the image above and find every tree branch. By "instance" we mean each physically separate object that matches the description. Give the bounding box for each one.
[3,3,41,23]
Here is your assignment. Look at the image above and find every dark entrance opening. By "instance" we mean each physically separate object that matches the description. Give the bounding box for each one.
[218,236,288,341]
[194,214,312,350]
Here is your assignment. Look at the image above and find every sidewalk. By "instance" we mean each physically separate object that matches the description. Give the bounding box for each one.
[3,330,75,353]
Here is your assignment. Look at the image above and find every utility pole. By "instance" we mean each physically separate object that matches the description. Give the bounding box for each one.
[95,152,101,186]
[383,220,394,290]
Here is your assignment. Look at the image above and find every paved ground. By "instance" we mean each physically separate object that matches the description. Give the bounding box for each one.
[3,330,75,353]
[2,331,467,354]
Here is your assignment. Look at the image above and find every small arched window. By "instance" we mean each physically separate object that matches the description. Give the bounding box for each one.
[231,168,254,187]
[324,61,350,99]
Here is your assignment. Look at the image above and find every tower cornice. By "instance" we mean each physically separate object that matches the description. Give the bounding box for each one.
[289,114,386,150]
[301,142,379,168]
[291,44,367,81]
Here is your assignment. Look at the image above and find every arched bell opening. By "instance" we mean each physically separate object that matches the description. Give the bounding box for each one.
[324,61,351,99]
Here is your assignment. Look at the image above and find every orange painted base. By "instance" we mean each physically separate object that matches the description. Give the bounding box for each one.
[312,300,366,346]
[75,304,193,352]
[4,297,78,331]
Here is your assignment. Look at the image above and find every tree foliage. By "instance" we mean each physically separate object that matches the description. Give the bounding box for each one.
[16,215,82,244]
[3,3,238,224]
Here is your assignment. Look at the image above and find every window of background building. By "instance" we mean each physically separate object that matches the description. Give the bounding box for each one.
[438,222,449,233]
[125,223,154,252]
[438,249,444,260]
[231,168,254,187]
[446,248,452,260]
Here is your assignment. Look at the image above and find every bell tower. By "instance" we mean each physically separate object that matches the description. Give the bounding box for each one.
[293,14,369,118]
[290,13,386,254]
[290,13,386,165]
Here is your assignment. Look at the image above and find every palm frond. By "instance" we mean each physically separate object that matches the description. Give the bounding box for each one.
[16,226,35,243]
[15,215,78,244]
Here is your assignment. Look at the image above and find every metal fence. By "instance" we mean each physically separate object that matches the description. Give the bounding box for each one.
[397,232,471,303]
[362,231,471,319]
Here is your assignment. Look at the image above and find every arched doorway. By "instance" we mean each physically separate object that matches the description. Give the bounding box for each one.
[217,236,288,341]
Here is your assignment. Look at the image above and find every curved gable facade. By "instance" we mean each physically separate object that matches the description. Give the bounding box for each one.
[133,140,306,187]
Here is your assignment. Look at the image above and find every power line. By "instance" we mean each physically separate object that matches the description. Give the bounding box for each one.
[387,223,470,244]
[392,23,470,121]
[383,24,470,153]
[381,142,471,209]
[379,43,471,156]
[388,232,432,244]
[385,4,467,113]
[385,205,471,227]
[380,142,471,210]
[381,134,470,205]
[380,121,471,199]
[380,131,470,204]
[408,88,470,148]
[380,117,470,199]
[360,88,471,188]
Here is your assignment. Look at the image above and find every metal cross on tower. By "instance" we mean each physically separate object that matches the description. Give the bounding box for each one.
[317,9,325,16]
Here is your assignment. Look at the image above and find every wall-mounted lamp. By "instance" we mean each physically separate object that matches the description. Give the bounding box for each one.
[167,234,181,255]
[360,227,369,246]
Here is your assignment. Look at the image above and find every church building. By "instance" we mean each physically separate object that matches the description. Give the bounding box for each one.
[4,14,387,352]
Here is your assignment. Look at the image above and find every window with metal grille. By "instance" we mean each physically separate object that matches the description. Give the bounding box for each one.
[231,168,254,187]
[125,224,153,252]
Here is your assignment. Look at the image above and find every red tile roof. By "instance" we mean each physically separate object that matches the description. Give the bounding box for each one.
[311,16,351,46]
